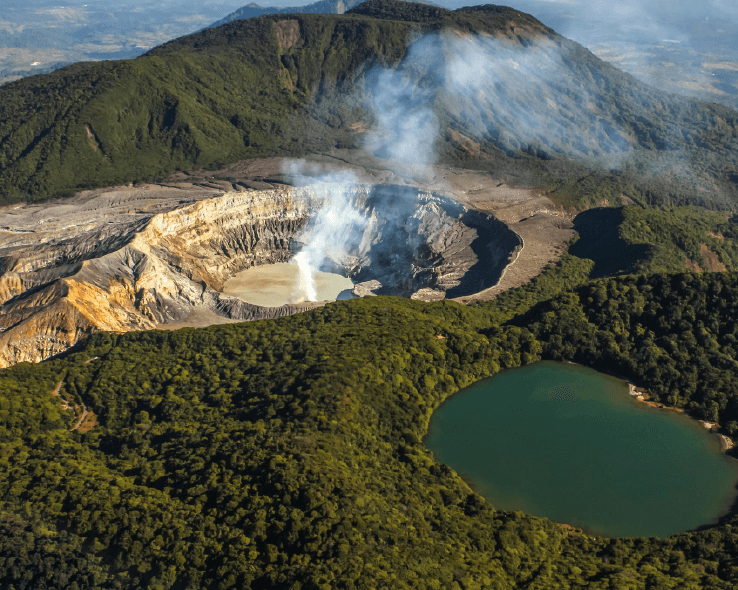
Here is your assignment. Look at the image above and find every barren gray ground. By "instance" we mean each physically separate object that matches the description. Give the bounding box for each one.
[165,150,575,307]
[0,150,573,341]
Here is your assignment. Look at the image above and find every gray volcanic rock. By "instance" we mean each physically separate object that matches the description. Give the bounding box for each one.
[326,185,522,299]
[0,183,519,367]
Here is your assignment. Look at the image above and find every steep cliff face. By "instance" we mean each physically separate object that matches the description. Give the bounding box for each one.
[0,184,519,367]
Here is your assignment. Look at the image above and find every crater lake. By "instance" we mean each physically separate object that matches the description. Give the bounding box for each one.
[425,361,738,537]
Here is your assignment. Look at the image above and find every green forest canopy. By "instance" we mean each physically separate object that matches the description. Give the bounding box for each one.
[3,263,738,588]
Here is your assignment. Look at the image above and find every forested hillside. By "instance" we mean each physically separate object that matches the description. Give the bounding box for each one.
[3,269,738,588]
[0,1,737,207]
[517,273,738,433]
[4,1,738,587]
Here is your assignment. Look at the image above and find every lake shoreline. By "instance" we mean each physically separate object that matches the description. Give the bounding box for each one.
[626,382,736,451]
[426,360,738,538]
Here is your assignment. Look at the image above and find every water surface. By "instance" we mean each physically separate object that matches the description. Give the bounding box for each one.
[223,262,353,307]
[425,361,738,537]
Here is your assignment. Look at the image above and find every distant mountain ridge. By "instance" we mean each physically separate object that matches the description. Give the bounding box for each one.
[207,0,440,28]
[0,0,736,207]
[209,0,354,26]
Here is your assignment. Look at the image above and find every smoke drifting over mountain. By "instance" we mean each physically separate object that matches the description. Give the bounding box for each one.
[363,39,440,169]
[284,27,640,299]
[362,29,643,171]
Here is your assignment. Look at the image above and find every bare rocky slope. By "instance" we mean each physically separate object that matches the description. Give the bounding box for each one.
[0,175,520,367]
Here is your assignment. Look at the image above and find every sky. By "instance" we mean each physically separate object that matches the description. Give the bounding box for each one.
[484,0,738,45]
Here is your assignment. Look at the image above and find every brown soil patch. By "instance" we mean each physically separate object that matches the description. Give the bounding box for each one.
[69,404,89,432]
[708,231,725,240]
[85,124,100,152]
[629,384,685,413]
[718,434,735,451]
[279,68,296,89]
[641,400,685,413]
[76,411,97,434]
[451,183,575,303]
[50,381,74,411]
[700,243,727,272]
[157,306,242,330]
[275,20,300,49]
[449,129,481,157]
[685,258,704,272]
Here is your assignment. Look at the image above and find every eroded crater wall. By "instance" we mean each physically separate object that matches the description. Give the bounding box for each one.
[0,185,520,367]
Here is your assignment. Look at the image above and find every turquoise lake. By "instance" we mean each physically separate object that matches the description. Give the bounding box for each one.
[425,361,738,537]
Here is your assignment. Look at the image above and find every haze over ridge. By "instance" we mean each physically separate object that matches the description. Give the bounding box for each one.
[1,1,737,210]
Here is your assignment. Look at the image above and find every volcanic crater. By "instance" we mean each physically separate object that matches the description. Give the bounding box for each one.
[0,182,521,367]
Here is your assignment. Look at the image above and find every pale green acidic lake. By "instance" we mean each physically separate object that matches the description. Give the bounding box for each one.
[425,361,738,538]
[222,262,353,307]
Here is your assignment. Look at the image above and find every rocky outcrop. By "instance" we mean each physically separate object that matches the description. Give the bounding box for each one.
[317,185,522,299]
[0,184,520,367]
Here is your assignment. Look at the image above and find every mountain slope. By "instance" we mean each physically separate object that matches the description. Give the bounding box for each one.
[0,1,737,206]
[208,0,356,26]
[3,283,738,588]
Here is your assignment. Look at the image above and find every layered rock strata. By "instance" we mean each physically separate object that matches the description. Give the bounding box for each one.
[0,184,520,367]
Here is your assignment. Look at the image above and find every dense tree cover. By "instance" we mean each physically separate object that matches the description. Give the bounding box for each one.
[3,284,738,588]
[1,1,737,207]
[0,12,415,203]
[519,272,738,437]
[474,249,595,323]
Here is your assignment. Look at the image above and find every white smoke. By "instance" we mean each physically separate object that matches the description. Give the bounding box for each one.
[282,164,368,302]
[363,37,441,171]
[284,26,643,300]
[293,251,317,302]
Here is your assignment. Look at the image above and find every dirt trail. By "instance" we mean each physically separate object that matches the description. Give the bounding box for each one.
[69,404,89,432]
[50,380,93,432]
[50,381,72,411]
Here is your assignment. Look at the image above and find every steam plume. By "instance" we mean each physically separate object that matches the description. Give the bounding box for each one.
[284,26,643,300]
[283,166,367,302]
[293,251,317,302]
